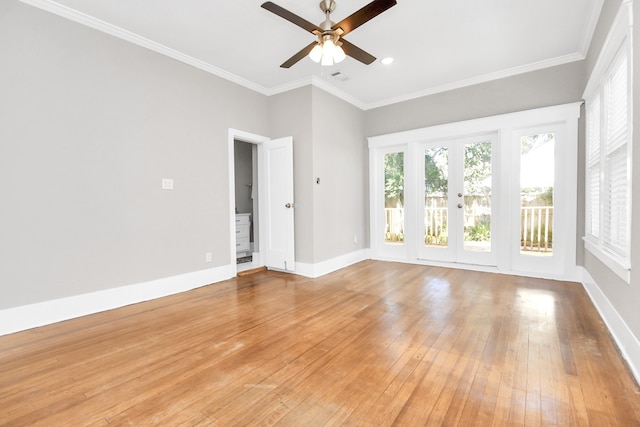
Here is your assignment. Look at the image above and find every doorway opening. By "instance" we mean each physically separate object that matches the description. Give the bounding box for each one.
[228,129,270,276]
[228,129,296,276]
[234,140,259,271]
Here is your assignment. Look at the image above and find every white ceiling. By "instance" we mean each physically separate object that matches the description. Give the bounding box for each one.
[23,0,603,109]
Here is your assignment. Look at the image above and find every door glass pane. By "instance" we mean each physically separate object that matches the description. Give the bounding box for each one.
[520,133,554,256]
[424,147,448,247]
[463,141,492,252]
[384,152,404,244]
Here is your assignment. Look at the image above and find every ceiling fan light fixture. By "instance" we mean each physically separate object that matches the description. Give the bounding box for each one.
[333,44,346,63]
[321,38,335,66]
[310,35,345,66]
[309,44,323,62]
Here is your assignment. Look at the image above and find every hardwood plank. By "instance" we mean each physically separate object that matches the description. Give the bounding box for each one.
[0,261,639,426]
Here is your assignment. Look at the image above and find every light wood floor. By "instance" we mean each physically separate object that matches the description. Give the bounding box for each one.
[1,261,639,426]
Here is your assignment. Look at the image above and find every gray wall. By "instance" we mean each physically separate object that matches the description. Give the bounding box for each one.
[585,0,623,75]
[268,86,315,264]
[267,86,368,264]
[582,0,640,340]
[365,61,587,137]
[311,87,368,262]
[0,1,268,308]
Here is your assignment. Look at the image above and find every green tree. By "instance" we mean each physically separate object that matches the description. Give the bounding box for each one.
[521,133,553,156]
[384,152,404,208]
[464,141,492,196]
[425,147,448,196]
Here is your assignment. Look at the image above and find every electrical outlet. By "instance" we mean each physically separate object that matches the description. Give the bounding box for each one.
[353,235,358,244]
[205,252,212,263]
[162,178,174,190]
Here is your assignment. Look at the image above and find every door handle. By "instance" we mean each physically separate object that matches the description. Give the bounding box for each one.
[458,203,463,209]
[285,203,294,208]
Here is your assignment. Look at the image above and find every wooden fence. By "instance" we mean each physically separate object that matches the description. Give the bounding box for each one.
[384,206,554,253]
[521,206,553,252]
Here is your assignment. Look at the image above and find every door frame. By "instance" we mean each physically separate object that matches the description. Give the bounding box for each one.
[417,133,499,267]
[228,128,269,276]
[509,123,572,276]
[368,102,581,280]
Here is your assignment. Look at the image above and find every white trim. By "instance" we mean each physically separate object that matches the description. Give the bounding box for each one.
[19,0,266,94]
[228,129,270,277]
[21,0,591,112]
[370,254,582,282]
[583,0,634,99]
[264,76,367,110]
[580,267,640,384]
[364,53,586,110]
[294,249,371,279]
[0,264,234,337]
[582,0,633,283]
[368,102,582,147]
[368,102,581,281]
[584,238,631,283]
[579,0,606,56]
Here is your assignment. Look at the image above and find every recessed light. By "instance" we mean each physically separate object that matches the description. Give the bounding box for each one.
[381,57,394,65]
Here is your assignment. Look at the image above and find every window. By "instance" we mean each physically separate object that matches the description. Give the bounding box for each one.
[384,152,405,245]
[369,103,580,279]
[583,2,632,282]
[520,132,555,257]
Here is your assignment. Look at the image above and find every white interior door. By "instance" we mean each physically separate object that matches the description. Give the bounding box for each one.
[262,136,295,271]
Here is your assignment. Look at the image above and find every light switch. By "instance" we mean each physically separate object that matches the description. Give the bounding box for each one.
[162,178,174,190]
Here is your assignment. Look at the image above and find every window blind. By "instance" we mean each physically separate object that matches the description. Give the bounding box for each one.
[586,95,601,238]
[603,50,629,258]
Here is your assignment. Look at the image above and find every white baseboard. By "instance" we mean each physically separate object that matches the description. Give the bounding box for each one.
[580,267,640,384]
[295,249,371,278]
[0,264,235,337]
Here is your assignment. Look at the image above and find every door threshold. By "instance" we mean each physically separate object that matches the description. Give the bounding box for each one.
[237,266,268,277]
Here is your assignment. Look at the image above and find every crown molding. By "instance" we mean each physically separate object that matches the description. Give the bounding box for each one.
[363,52,586,110]
[20,0,592,112]
[579,0,605,56]
[19,0,268,95]
[310,76,368,110]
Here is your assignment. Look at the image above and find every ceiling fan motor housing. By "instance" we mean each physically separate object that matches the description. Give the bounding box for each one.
[319,0,337,31]
[320,0,336,14]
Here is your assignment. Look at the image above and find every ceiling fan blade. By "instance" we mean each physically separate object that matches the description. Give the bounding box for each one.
[261,2,321,34]
[331,0,397,36]
[280,42,317,68]
[340,39,376,65]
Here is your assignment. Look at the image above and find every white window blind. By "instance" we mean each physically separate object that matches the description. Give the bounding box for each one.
[603,50,630,258]
[586,94,600,238]
[583,12,632,282]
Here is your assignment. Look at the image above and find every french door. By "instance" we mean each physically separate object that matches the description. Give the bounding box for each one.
[418,135,498,266]
[368,103,580,280]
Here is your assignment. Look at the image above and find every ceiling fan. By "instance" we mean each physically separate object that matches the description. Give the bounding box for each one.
[261,0,397,68]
